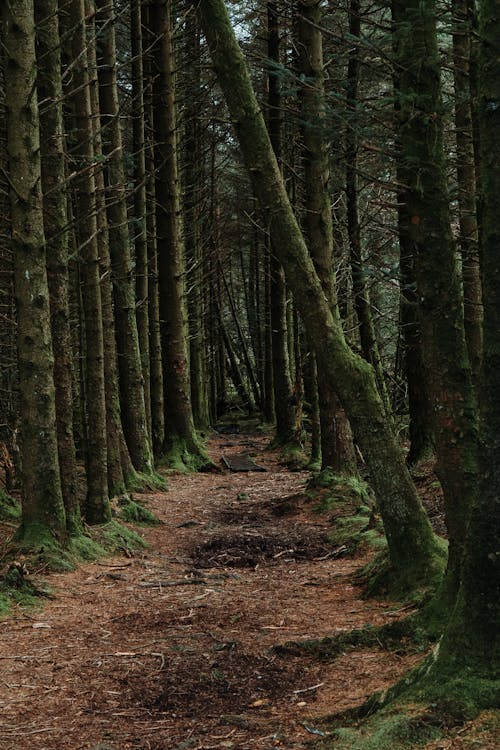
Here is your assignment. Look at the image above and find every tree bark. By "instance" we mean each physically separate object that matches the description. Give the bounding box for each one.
[65,0,110,522]
[85,0,132,495]
[142,1,165,457]
[3,0,67,542]
[297,0,357,473]
[35,0,80,533]
[131,0,152,439]
[423,0,499,691]
[345,0,392,419]
[453,0,483,382]
[267,2,297,445]
[95,0,153,475]
[151,0,207,466]
[393,0,478,599]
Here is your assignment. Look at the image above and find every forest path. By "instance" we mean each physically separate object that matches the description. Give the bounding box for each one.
[0,431,420,750]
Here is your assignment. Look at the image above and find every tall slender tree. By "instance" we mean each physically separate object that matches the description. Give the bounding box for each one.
[65,0,111,522]
[151,0,208,468]
[392,0,478,601]
[35,0,80,533]
[297,0,357,472]
[3,0,67,544]
[267,1,297,446]
[131,0,152,438]
[95,0,153,475]
[85,0,132,495]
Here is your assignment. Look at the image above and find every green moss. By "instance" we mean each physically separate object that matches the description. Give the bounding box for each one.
[358,539,446,602]
[322,663,500,750]
[0,563,53,616]
[308,468,337,488]
[124,469,167,493]
[325,707,444,750]
[0,490,21,522]
[273,618,426,663]
[89,519,147,554]
[159,436,215,473]
[276,442,308,470]
[116,496,160,526]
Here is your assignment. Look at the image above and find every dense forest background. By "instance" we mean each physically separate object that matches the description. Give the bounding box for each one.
[0,0,498,737]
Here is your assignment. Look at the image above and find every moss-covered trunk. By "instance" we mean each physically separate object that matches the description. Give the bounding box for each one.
[95,0,153,475]
[3,0,67,543]
[297,0,357,473]
[151,0,206,467]
[393,0,479,597]
[131,0,152,439]
[267,2,297,445]
[65,0,110,523]
[423,0,499,690]
[198,0,442,585]
[35,0,80,533]
[84,0,131,496]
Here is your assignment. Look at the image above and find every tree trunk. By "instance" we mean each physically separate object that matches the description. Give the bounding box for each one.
[422,0,499,695]
[131,0,152,439]
[297,0,357,473]
[453,0,483,382]
[197,0,442,586]
[345,0,392,418]
[142,1,165,457]
[85,0,131,495]
[151,0,207,467]
[35,0,80,533]
[184,10,210,429]
[393,0,478,599]
[65,0,110,523]
[3,0,67,543]
[267,2,296,445]
[95,0,153,475]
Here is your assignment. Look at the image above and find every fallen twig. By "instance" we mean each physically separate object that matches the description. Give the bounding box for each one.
[293,682,324,694]
[139,578,207,588]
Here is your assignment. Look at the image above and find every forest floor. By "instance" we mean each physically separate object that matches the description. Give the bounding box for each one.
[0,429,497,750]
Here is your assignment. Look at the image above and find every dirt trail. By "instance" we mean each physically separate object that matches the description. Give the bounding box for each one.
[0,432,420,750]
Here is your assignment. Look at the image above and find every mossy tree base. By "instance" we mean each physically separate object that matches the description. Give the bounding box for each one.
[270,439,308,471]
[314,654,499,750]
[115,496,161,526]
[358,542,446,601]
[161,436,216,473]
[124,468,167,494]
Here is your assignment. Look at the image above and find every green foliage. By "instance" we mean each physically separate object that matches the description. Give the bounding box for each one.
[307,472,385,554]
[325,708,444,750]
